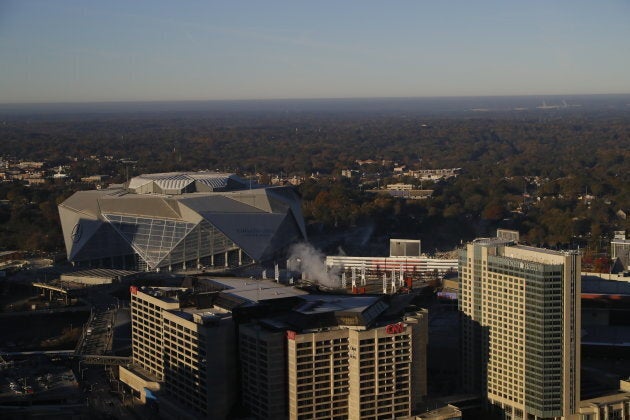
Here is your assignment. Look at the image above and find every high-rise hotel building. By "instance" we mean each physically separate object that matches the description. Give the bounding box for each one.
[459,237,580,419]
[120,279,428,420]
[240,295,429,420]
[121,285,237,419]
[120,278,307,419]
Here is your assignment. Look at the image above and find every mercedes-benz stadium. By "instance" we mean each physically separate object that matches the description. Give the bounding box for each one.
[58,172,306,271]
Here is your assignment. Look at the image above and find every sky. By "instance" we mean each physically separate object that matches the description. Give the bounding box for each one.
[1,0,629,103]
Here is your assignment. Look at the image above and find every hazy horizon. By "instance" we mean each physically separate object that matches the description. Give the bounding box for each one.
[1,93,629,118]
[2,92,630,106]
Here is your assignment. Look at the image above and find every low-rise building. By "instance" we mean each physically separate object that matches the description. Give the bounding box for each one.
[611,232,630,272]
[414,404,463,420]
[407,168,461,181]
[387,183,413,191]
[578,380,630,419]
[81,174,110,183]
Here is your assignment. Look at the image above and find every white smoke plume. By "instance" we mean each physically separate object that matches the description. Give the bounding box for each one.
[289,242,340,288]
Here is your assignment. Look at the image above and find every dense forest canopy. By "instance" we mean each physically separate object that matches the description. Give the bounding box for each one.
[0,105,628,257]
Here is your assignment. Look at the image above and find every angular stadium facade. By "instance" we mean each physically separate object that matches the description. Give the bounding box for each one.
[58,172,307,271]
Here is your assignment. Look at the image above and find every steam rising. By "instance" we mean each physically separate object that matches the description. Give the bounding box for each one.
[289,243,340,288]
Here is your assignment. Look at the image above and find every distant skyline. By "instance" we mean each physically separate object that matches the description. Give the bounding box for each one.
[1,1,629,104]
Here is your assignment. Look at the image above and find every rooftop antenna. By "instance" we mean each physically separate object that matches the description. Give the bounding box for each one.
[361,262,366,286]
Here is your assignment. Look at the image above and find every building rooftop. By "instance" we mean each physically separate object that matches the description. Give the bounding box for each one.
[172,307,232,325]
[415,404,462,419]
[293,294,382,315]
[472,237,513,246]
[136,286,190,303]
[258,294,403,332]
[582,326,630,347]
[122,363,161,384]
[580,391,630,406]
[127,171,252,194]
[59,178,307,267]
[513,244,579,256]
[135,280,308,313]
[61,268,138,279]
[199,277,308,304]
[225,286,307,304]
[582,277,630,295]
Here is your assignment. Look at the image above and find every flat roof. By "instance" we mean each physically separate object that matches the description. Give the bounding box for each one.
[171,307,231,322]
[294,294,381,315]
[416,404,462,419]
[61,268,138,279]
[513,244,578,256]
[582,326,630,347]
[200,277,308,303]
[202,277,286,290]
[122,363,160,383]
[580,391,630,406]
[225,286,307,303]
[137,286,189,303]
[286,294,390,330]
[472,237,512,246]
[582,278,630,295]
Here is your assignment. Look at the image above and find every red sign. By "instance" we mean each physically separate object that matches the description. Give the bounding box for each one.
[385,323,405,335]
[286,330,297,340]
[130,286,138,295]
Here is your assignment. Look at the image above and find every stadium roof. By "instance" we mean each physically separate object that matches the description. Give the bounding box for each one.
[58,172,306,270]
[127,171,250,194]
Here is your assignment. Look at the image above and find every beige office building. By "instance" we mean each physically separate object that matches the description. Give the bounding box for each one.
[122,278,308,419]
[459,238,580,419]
[240,295,428,420]
[123,286,237,419]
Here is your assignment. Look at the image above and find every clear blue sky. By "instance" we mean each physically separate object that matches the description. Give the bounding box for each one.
[1,0,629,103]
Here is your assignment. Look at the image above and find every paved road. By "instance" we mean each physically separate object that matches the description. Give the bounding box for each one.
[83,365,135,420]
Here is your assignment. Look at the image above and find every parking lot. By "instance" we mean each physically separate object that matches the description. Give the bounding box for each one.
[0,357,81,403]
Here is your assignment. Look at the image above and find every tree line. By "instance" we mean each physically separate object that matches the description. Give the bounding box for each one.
[0,111,627,254]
